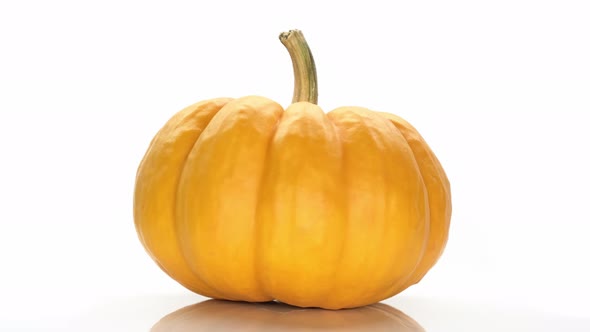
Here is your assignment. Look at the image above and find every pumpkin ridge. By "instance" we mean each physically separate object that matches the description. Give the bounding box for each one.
[176,96,284,301]
[378,115,431,298]
[351,108,411,302]
[381,113,451,291]
[174,99,238,300]
[135,98,231,299]
[322,114,349,308]
[253,105,285,300]
[324,107,430,307]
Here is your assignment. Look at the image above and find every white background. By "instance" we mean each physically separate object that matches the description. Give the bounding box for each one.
[1,0,589,331]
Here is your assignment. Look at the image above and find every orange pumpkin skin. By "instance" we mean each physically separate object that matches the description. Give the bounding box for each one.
[134,96,451,309]
[133,30,451,309]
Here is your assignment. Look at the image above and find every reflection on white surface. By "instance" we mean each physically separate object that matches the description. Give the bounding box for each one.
[386,296,590,332]
[151,300,424,332]
[59,294,590,332]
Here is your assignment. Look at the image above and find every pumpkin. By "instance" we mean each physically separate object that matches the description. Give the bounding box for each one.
[134,30,451,310]
[151,300,425,332]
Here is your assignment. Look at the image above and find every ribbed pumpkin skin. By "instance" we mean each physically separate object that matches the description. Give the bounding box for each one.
[133,96,451,309]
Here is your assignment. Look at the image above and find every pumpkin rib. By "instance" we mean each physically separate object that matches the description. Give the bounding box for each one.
[349,108,427,304]
[326,108,384,308]
[376,114,431,300]
[176,97,284,301]
[394,122,437,284]
[323,116,349,308]
[172,102,234,300]
[134,109,182,249]
[135,98,232,299]
[168,101,232,299]
[253,105,285,301]
[380,113,451,290]
[323,107,428,308]
[400,122,451,275]
[174,105,235,300]
[298,103,348,308]
[257,102,346,308]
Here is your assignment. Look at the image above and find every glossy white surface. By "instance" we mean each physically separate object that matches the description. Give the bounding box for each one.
[4,294,589,331]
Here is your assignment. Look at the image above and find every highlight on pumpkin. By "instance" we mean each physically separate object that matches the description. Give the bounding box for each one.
[133,29,451,309]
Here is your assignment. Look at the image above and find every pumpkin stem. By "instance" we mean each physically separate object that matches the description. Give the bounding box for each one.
[279,30,318,104]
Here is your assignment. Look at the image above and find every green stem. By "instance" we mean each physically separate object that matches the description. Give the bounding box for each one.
[279,30,318,104]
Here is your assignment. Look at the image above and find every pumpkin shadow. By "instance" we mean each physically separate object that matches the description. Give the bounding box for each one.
[151,299,425,332]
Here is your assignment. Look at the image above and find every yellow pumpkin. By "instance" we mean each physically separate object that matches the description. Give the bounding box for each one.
[134,30,451,309]
[151,300,425,332]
